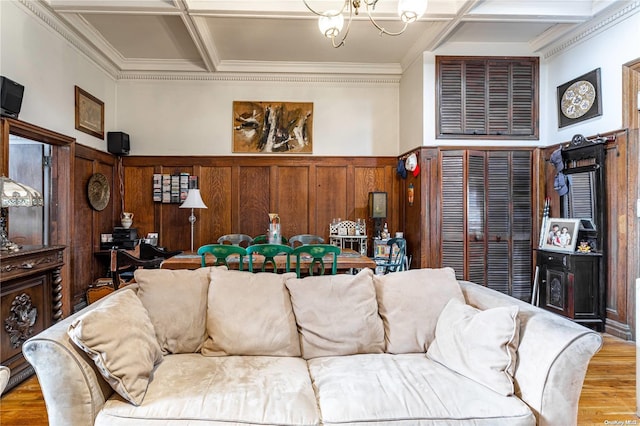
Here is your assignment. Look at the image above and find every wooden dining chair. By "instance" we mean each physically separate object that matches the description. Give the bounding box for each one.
[197,244,247,270]
[245,244,293,273]
[252,234,288,245]
[217,234,254,248]
[291,244,341,278]
[288,234,325,248]
[377,237,407,274]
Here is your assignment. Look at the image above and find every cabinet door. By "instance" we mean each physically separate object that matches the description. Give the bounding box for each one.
[440,149,532,301]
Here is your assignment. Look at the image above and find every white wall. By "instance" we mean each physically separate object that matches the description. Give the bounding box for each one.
[399,55,424,154]
[0,1,116,151]
[115,78,399,156]
[545,11,640,143]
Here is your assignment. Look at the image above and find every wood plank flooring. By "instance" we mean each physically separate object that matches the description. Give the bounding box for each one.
[0,334,636,425]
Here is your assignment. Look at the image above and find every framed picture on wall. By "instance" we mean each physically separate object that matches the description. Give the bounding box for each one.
[541,218,580,253]
[557,68,602,128]
[232,101,313,154]
[75,86,105,139]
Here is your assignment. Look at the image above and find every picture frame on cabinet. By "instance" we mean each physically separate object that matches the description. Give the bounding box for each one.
[541,218,580,253]
[74,86,104,139]
[556,68,602,128]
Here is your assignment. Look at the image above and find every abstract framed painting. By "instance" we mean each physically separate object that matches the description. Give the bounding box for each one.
[233,101,313,154]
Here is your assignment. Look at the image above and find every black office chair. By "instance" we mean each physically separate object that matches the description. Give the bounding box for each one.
[139,242,182,260]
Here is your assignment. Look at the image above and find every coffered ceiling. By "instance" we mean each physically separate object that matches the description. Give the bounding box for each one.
[41,0,630,76]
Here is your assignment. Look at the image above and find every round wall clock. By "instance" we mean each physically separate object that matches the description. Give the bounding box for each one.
[87,173,110,211]
[560,80,596,119]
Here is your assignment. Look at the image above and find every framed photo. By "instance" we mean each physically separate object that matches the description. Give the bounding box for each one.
[541,218,580,253]
[232,101,313,154]
[557,68,602,128]
[75,86,104,139]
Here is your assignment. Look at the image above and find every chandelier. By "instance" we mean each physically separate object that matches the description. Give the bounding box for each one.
[303,0,428,48]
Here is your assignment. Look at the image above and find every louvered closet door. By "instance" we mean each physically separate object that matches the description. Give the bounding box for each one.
[441,151,465,279]
[467,152,487,285]
[509,151,532,300]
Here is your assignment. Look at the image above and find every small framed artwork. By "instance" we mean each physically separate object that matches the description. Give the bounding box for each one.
[233,101,313,154]
[557,68,602,128]
[75,86,104,139]
[368,192,387,219]
[541,218,580,253]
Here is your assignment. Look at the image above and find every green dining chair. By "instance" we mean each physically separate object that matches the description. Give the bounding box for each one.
[217,234,254,248]
[377,237,407,274]
[291,244,341,278]
[245,244,293,273]
[252,234,288,245]
[196,244,247,270]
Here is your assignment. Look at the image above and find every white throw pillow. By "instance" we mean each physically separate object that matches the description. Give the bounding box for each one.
[202,269,301,356]
[67,290,163,405]
[373,267,464,353]
[135,267,212,354]
[426,298,520,396]
[285,268,385,359]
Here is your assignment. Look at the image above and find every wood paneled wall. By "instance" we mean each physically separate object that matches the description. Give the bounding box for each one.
[120,156,399,255]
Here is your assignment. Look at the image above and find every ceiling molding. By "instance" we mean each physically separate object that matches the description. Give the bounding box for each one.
[17,0,119,79]
[542,0,640,59]
[214,60,403,75]
[116,72,402,85]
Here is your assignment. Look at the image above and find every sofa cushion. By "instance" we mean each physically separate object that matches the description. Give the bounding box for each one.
[202,269,300,356]
[67,289,163,406]
[373,267,464,354]
[285,268,384,360]
[95,354,320,426]
[307,353,534,425]
[134,267,212,354]
[427,298,520,396]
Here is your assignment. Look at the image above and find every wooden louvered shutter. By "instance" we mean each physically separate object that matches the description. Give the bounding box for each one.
[467,152,486,285]
[486,152,510,293]
[440,151,465,280]
[437,56,538,139]
[510,151,533,300]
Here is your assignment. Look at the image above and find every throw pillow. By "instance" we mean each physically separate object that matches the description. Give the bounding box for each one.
[67,289,163,405]
[202,269,301,357]
[135,267,212,354]
[373,267,464,353]
[426,298,520,396]
[285,268,385,359]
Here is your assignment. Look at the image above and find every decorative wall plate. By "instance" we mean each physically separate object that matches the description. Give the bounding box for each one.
[557,68,602,128]
[87,173,110,211]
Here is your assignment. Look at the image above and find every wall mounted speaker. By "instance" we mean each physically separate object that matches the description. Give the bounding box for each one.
[107,131,130,156]
[0,76,25,119]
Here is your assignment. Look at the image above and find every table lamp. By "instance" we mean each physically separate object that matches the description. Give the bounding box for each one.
[0,176,44,251]
[180,188,207,252]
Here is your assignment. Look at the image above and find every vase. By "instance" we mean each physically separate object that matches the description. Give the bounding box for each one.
[121,212,134,229]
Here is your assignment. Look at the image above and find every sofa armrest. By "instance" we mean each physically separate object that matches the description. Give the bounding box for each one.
[22,286,139,426]
[458,281,602,426]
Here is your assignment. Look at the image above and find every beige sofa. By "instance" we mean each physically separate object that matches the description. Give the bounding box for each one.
[23,267,602,426]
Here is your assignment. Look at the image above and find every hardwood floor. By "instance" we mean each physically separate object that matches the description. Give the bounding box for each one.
[0,334,636,425]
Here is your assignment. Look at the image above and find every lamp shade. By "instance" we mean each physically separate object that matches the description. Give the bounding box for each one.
[398,0,428,23]
[318,10,344,38]
[0,176,43,208]
[180,189,207,209]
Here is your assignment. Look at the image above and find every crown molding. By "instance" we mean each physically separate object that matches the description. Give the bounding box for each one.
[116,71,401,85]
[542,0,640,59]
[17,0,120,79]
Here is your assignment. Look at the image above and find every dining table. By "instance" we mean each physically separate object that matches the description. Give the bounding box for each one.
[160,248,377,273]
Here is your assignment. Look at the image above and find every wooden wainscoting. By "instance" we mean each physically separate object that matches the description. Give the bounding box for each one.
[120,156,399,254]
[0,334,635,425]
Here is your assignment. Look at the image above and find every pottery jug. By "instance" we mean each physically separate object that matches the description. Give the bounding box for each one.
[121,212,134,229]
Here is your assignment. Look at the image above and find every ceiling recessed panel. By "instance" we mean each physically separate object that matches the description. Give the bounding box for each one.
[206,17,433,63]
[82,14,201,60]
[447,21,556,43]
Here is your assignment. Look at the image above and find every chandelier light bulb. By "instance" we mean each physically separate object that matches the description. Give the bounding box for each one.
[398,0,427,23]
[318,10,344,38]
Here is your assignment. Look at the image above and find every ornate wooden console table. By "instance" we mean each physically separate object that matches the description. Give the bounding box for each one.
[1,245,64,391]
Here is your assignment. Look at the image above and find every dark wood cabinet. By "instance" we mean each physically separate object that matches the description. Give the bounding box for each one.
[440,149,533,301]
[1,245,64,391]
[536,136,607,330]
[537,250,604,330]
